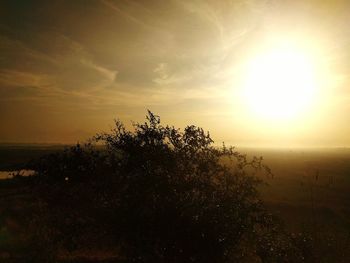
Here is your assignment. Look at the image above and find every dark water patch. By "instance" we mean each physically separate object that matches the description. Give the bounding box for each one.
[0,170,35,179]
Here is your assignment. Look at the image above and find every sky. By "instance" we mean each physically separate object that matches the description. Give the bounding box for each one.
[1,0,350,147]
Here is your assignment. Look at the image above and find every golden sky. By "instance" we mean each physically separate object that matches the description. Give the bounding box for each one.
[0,0,349,147]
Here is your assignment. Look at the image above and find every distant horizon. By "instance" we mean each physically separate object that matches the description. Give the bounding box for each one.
[1,141,350,150]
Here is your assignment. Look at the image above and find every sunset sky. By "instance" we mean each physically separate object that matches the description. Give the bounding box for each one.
[1,0,350,147]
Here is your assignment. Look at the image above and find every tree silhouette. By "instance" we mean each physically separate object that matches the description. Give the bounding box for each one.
[32,111,306,262]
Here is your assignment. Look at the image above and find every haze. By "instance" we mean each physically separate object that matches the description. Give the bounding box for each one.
[1,0,349,147]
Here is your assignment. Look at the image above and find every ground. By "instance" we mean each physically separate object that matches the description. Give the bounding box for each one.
[0,145,349,261]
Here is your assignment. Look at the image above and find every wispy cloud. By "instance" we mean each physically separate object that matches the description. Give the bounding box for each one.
[1,0,350,144]
[100,0,158,31]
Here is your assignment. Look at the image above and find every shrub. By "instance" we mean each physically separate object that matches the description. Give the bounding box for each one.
[33,111,276,262]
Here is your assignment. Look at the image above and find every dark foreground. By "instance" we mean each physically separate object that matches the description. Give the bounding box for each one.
[1,144,350,262]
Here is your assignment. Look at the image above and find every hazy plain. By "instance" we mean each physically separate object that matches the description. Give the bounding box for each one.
[0,144,349,261]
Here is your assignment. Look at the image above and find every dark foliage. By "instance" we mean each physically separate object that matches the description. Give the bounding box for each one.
[31,111,307,262]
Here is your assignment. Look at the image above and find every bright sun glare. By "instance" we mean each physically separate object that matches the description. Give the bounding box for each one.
[242,44,318,120]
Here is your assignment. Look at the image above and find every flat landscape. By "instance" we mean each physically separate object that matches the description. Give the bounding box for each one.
[1,145,350,225]
[1,144,349,261]
[2,144,350,215]
[246,148,350,226]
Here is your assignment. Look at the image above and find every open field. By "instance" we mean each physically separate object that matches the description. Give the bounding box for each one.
[241,147,350,231]
[0,144,67,171]
[2,145,349,218]
[0,145,349,261]
[1,145,350,222]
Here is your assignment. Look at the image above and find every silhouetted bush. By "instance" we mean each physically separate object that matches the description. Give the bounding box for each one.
[32,111,303,262]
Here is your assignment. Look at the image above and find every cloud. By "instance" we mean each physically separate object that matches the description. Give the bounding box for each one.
[100,0,153,30]
[1,0,350,145]
[0,70,51,88]
[81,59,118,83]
[152,62,191,85]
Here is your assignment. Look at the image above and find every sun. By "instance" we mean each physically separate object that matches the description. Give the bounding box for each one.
[242,45,317,120]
